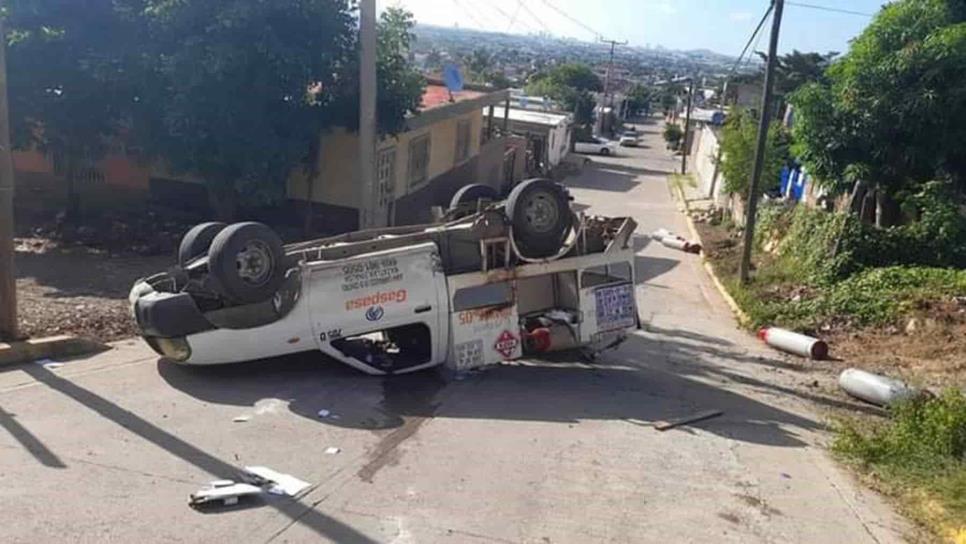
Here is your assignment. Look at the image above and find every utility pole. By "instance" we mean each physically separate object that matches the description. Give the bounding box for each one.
[738,0,784,284]
[358,0,379,229]
[0,19,18,341]
[597,37,626,135]
[680,77,694,175]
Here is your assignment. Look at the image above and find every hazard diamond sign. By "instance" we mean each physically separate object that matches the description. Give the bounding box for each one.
[493,329,519,358]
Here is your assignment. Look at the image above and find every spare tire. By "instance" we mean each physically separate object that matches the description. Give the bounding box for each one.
[506,178,574,258]
[178,222,227,266]
[207,222,286,304]
[449,183,499,211]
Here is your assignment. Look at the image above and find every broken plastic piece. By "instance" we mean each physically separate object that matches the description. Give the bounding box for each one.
[232,415,251,423]
[325,446,340,455]
[317,409,331,418]
[189,480,262,507]
[241,466,310,497]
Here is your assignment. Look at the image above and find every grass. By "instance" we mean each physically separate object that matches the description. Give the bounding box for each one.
[725,264,966,334]
[693,203,966,540]
[834,391,966,542]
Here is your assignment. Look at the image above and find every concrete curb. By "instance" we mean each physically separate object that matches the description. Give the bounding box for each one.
[0,335,111,368]
[671,181,751,327]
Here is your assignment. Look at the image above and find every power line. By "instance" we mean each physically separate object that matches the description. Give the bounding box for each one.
[492,1,534,34]
[727,4,773,78]
[742,13,768,70]
[519,1,553,34]
[450,0,487,29]
[506,0,524,32]
[786,1,873,17]
[538,0,603,40]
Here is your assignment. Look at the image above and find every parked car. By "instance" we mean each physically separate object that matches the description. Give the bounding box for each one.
[575,137,618,156]
[619,129,639,147]
[129,179,640,375]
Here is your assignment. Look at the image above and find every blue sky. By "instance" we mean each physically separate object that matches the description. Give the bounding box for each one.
[381,0,887,55]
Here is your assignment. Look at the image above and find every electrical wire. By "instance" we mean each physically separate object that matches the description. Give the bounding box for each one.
[786,1,873,17]
[726,4,773,78]
[506,0,524,32]
[450,0,486,29]
[538,0,602,40]
[519,1,553,34]
[742,11,769,70]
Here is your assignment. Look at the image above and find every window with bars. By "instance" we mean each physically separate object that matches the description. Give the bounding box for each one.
[455,120,471,164]
[408,134,431,188]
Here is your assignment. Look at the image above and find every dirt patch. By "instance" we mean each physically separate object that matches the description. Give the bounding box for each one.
[14,239,169,342]
[692,214,966,389]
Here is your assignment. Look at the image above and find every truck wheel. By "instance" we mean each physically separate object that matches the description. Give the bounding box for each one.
[449,184,499,210]
[506,178,573,258]
[208,222,286,304]
[178,222,227,266]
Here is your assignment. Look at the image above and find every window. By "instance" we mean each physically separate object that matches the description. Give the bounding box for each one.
[455,120,471,163]
[581,262,633,288]
[452,282,513,311]
[408,134,431,188]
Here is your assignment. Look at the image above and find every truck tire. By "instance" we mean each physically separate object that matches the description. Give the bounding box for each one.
[207,222,285,304]
[600,147,610,156]
[178,222,227,266]
[506,178,573,258]
[449,184,499,210]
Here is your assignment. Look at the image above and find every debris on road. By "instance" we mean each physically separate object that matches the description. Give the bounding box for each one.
[325,446,341,455]
[241,466,311,497]
[232,415,251,423]
[651,228,676,240]
[317,409,331,418]
[34,358,63,370]
[654,409,723,431]
[838,368,920,407]
[189,480,262,508]
[758,327,829,360]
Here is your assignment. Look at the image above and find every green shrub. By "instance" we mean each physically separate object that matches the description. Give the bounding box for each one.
[834,390,966,527]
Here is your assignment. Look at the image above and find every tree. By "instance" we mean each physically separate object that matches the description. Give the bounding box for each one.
[719,108,789,196]
[525,62,602,110]
[773,50,836,96]
[626,84,655,116]
[790,0,966,225]
[6,0,145,221]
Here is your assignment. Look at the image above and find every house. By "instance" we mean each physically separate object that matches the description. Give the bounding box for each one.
[288,84,516,229]
[494,105,572,176]
[12,83,518,232]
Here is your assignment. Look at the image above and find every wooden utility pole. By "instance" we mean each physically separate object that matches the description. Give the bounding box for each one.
[358,0,379,229]
[738,0,784,284]
[596,37,626,135]
[680,77,694,175]
[0,19,18,341]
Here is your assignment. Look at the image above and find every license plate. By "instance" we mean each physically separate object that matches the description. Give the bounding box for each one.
[594,283,636,331]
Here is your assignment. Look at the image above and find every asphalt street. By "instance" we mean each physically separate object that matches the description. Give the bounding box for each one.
[0,119,911,543]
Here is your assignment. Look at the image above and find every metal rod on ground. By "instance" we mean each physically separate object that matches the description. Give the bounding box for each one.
[358,0,379,229]
[738,0,784,284]
[680,77,694,175]
[0,19,18,341]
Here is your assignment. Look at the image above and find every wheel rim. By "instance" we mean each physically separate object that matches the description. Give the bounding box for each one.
[235,240,275,286]
[522,191,560,234]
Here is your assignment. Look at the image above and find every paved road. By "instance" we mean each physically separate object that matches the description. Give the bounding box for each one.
[0,120,910,543]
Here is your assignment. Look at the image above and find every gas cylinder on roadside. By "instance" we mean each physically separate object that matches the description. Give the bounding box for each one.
[757,327,829,360]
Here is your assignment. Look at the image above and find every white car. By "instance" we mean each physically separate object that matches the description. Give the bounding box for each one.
[130,179,640,375]
[575,137,618,156]
[619,130,639,147]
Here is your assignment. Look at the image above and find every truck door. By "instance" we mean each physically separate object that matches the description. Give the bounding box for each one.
[307,242,448,375]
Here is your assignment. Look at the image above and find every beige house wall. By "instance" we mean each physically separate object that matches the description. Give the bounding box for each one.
[287,109,484,209]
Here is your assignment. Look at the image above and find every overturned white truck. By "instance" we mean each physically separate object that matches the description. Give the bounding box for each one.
[130,179,639,375]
